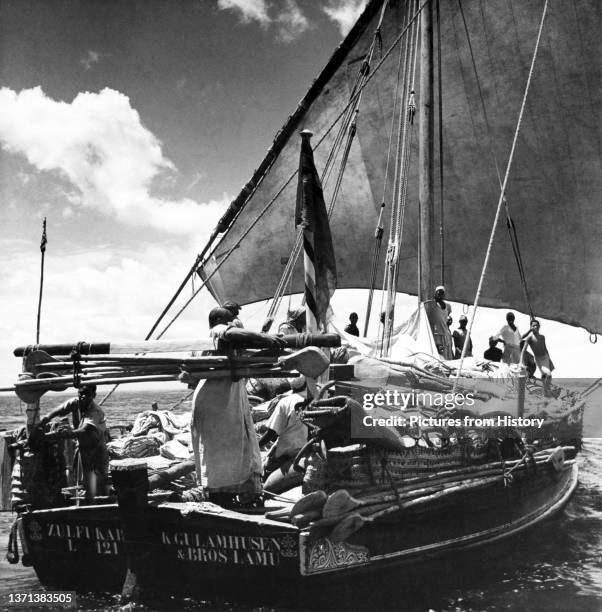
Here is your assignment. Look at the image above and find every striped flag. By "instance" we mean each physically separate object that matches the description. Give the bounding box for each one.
[295,130,337,332]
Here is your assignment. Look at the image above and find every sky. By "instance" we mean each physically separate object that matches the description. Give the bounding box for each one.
[0,0,600,393]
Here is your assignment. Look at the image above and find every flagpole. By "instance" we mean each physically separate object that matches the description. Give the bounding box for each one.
[27,218,47,436]
[36,217,47,344]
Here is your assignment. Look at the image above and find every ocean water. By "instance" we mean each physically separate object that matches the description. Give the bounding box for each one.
[0,386,601,611]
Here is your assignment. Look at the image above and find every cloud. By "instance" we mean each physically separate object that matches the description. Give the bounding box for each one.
[276,0,309,42]
[80,50,101,70]
[0,241,220,386]
[323,0,368,36]
[216,0,308,42]
[0,87,228,236]
[217,0,270,25]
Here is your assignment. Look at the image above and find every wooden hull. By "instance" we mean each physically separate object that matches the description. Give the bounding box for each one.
[19,462,578,605]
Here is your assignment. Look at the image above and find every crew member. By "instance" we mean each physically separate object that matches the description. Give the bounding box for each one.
[222,300,243,328]
[344,312,360,337]
[496,312,521,364]
[452,314,473,358]
[522,319,554,396]
[259,386,310,494]
[483,337,503,362]
[39,384,109,502]
[191,307,286,507]
[424,285,454,360]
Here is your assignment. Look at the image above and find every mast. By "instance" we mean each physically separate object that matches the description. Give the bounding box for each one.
[418,0,435,301]
[36,217,47,343]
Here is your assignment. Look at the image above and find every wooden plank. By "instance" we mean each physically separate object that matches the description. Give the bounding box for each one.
[0,434,14,511]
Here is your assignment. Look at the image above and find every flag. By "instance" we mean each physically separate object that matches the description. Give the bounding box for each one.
[295,130,337,331]
[40,218,47,252]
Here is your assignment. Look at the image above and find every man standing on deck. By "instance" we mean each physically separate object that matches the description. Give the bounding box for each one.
[424,285,454,360]
[452,314,473,359]
[39,384,109,502]
[521,319,554,396]
[344,312,360,336]
[484,337,503,362]
[496,311,521,364]
[191,307,286,507]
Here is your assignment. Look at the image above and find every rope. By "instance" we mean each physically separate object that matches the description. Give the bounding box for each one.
[455,0,549,383]
[505,211,534,319]
[170,390,194,410]
[456,0,503,187]
[364,204,386,336]
[381,2,414,353]
[98,384,117,407]
[153,0,431,340]
[503,447,535,486]
[382,0,420,355]
[365,2,409,337]
[156,171,296,339]
[457,0,534,317]
[581,376,602,398]
[5,519,19,564]
[146,229,219,340]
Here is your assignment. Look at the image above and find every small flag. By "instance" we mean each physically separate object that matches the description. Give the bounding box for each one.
[295,130,337,331]
[40,218,47,253]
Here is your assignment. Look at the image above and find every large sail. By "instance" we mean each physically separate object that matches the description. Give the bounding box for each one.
[203,0,602,334]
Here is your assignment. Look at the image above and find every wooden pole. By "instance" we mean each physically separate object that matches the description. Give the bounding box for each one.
[28,219,48,435]
[13,332,341,357]
[111,460,156,604]
[36,218,47,344]
[418,0,435,301]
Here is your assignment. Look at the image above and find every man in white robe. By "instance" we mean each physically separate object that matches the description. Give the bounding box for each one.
[191,307,285,506]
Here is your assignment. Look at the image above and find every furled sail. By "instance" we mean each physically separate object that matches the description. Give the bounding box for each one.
[203,0,602,334]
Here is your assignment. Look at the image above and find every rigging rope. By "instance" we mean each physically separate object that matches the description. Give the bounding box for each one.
[364,12,406,337]
[505,212,534,320]
[456,0,535,318]
[377,1,414,354]
[381,4,413,354]
[382,0,420,355]
[455,0,549,382]
[364,203,386,337]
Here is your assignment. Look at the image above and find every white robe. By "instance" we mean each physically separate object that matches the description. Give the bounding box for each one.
[190,325,262,494]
